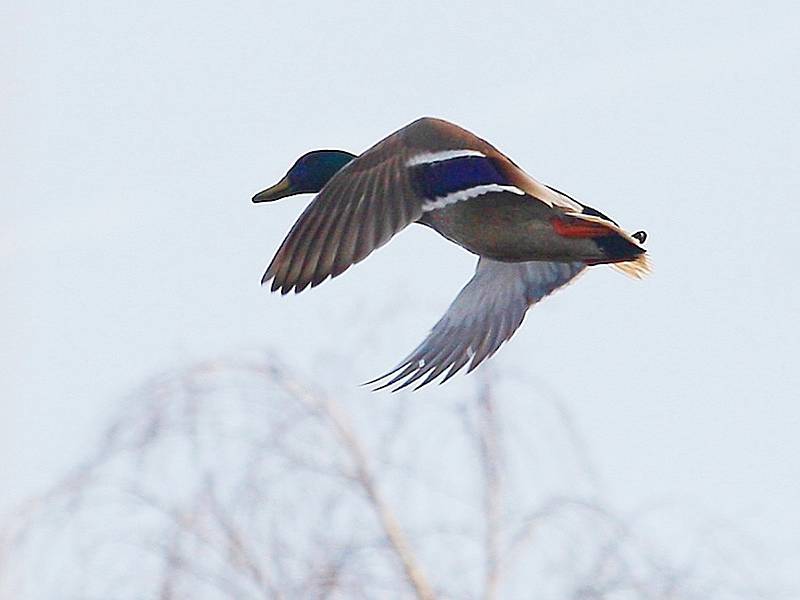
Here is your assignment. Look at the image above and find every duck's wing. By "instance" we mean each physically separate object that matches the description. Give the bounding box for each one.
[368,258,586,391]
[264,117,585,294]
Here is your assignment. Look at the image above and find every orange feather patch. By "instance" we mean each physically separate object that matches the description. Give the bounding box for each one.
[550,217,611,238]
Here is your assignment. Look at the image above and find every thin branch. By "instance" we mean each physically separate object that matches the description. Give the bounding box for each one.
[476,379,502,600]
[202,475,283,600]
[265,364,437,600]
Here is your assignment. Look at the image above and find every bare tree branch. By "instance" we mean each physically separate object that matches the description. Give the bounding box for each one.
[0,353,787,600]
[264,363,437,600]
[476,378,502,600]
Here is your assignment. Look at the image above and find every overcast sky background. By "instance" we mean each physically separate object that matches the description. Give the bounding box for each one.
[3,0,799,586]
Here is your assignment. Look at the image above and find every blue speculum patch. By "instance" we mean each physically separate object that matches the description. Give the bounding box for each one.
[411,157,509,199]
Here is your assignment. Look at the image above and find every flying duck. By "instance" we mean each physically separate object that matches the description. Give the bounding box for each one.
[253,117,649,390]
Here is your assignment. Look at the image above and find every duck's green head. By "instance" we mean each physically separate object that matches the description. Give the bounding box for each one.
[252,150,356,203]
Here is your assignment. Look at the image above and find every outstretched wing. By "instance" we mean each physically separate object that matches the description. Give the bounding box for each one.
[263,117,580,294]
[369,258,586,391]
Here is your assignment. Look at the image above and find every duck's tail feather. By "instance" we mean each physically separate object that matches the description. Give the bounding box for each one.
[611,254,651,279]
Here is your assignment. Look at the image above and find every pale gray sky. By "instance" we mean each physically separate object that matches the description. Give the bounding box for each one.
[4,0,799,583]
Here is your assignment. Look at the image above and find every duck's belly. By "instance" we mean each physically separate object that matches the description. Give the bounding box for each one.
[417,192,604,263]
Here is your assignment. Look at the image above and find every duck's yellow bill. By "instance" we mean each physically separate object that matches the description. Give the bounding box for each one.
[252,176,292,203]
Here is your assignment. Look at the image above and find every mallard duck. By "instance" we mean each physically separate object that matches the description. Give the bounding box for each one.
[253,117,649,390]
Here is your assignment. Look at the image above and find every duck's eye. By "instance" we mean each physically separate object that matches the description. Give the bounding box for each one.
[632,230,647,243]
